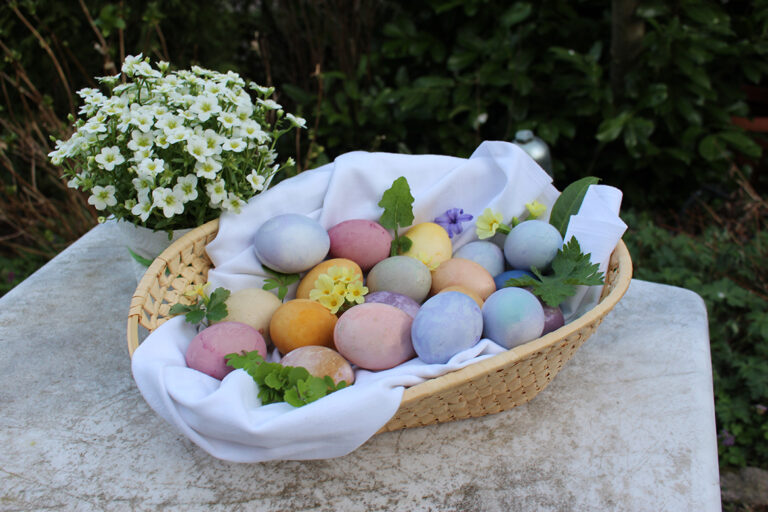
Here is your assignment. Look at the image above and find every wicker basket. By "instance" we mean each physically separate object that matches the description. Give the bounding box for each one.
[128,218,633,433]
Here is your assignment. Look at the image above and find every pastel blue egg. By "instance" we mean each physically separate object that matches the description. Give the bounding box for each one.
[253,214,330,273]
[411,292,483,364]
[482,287,545,349]
[503,220,563,271]
[493,269,535,290]
[453,241,505,277]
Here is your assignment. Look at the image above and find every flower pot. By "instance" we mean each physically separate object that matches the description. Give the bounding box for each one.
[114,220,194,282]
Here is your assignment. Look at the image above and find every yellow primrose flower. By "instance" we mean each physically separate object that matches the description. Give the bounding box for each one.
[476,208,505,239]
[525,200,547,220]
[345,280,368,304]
[184,282,210,298]
[415,251,439,271]
[309,274,335,302]
[328,265,356,284]
[318,293,345,314]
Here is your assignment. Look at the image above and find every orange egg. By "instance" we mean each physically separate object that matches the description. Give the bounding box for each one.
[295,258,363,299]
[430,258,496,300]
[438,285,484,308]
[269,299,338,354]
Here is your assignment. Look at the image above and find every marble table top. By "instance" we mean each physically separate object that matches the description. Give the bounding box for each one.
[0,221,721,511]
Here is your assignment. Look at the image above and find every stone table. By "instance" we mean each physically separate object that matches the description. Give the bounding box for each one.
[0,222,721,511]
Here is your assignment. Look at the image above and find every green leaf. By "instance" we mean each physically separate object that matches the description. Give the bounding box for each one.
[719,131,762,158]
[128,248,153,267]
[596,112,631,142]
[185,308,206,324]
[378,176,414,231]
[699,134,727,161]
[500,3,532,27]
[549,176,601,237]
[169,303,192,316]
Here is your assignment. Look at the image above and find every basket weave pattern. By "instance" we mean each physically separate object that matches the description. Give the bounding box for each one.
[127,218,632,433]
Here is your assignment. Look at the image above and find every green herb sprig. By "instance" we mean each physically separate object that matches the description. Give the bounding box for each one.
[225,351,348,407]
[505,238,605,307]
[262,267,300,301]
[169,286,230,324]
[378,176,415,256]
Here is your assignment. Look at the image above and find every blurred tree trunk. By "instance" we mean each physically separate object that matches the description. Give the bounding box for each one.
[611,0,645,99]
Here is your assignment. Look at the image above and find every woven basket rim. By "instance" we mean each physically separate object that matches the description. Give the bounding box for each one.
[127,218,633,403]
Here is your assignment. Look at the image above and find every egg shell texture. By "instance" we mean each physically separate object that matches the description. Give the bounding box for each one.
[334,303,415,371]
[328,220,392,271]
[212,288,282,344]
[296,258,363,299]
[253,214,330,273]
[482,288,545,349]
[411,292,483,364]
[269,299,338,355]
[366,256,432,303]
[401,222,453,268]
[437,285,484,308]
[503,220,563,271]
[185,322,267,380]
[430,258,496,300]
[280,346,355,385]
[542,305,565,335]
[364,291,421,318]
[453,241,505,277]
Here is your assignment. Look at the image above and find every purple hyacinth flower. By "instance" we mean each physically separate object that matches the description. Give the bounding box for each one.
[434,208,474,238]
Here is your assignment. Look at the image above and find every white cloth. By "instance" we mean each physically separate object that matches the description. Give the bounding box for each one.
[131,141,621,463]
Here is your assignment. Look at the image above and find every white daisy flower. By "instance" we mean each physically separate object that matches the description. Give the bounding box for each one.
[217,110,239,129]
[186,135,211,162]
[138,158,165,177]
[201,129,224,155]
[257,98,282,110]
[190,95,222,122]
[88,185,117,210]
[239,119,269,143]
[131,196,154,222]
[222,137,246,153]
[127,130,154,152]
[132,148,153,162]
[121,54,145,76]
[174,174,198,202]
[206,179,227,205]
[246,170,266,191]
[221,192,244,213]
[195,157,222,179]
[152,187,185,218]
[94,146,125,171]
[166,127,192,144]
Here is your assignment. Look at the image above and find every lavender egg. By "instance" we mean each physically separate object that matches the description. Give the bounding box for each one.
[503,220,563,271]
[542,305,565,335]
[364,291,421,319]
[253,214,330,273]
[411,292,483,364]
[493,269,535,290]
[482,288,544,349]
[453,241,505,277]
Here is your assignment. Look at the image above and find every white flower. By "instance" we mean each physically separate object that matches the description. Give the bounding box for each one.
[138,158,165,177]
[130,110,155,132]
[82,120,107,134]
[222,137,246,153]
[127,130,154,152]
[189,95,222,122]
[285,113,307,129]
[154,132,170,149]
[132,173,154,197]
[221,192,244,213]
[122,54,145,75]
[88,185,117,210]
[206,179,227,205]
[156,114,184,134]
[131,197,154,222]
[174,174,199,202]
[235,105,253,123]
[195,157,222,179]
[166,127,192,144]
[239,119,269,143]
[201,129,224,155]
[246,170,266,191]
[257,98,282,110]
[217,110,239,129]
[152,187,185,218]
[186,135,211,162]
[132,148,153,162]
[94,146,125,171]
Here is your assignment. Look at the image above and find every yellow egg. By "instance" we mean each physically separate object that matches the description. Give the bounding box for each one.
[438,285,484,308]
[211,288,282,344]
[401,222,453,269]
[296,258,363,299]
[269,299,338,355]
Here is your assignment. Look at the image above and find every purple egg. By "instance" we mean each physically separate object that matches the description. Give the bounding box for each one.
[364,291,421,318]
[542,305,565,335]
[411,292,483,364]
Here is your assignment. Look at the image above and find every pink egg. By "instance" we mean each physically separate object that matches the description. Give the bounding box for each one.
[328,219,393,271]
[334,303,415,370]
[185,322,267,380]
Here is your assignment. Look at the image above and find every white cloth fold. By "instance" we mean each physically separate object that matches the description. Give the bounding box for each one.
[131,141,623,462]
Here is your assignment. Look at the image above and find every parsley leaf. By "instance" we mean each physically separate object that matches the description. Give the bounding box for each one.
[262,267,300,301]
[504,238,605,307]
[378,176,415,256]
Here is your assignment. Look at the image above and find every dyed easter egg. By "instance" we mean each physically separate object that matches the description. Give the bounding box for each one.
[269,299,338,355]
[438,285,484,308]
[334,303,415,370]
[453,241,505,277]
[364,291,421,318]
[366,256,432,303]
[296,258,363,299]
[503,220,563,271]
[211,288,282,344]
[482,288,545,349]
[328,219,392,271]
[185,322,267,380]
[430,258,496,300]
[253,214,330,273]
[411,292,483,364]
[401,222,453,268]
[280,346,355,385]
[493,269,536,291]
[542,305,565,335]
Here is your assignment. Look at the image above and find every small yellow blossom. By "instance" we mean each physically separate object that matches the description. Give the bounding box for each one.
[415,251,439,271]
[328,265,356,284]
[476,208,504,239]
[309,274,335,302]
[345,281,369,304]
[184,282,210,298]
[525,200,547,220]
[318,293,345,314]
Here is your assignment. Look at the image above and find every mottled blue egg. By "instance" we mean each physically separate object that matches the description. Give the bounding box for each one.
[453,241,505,277]
[253,214,330,273]
[493,269,536,290]
[503,220,563,271]
[411,292,483,364]
[482,287,545,349]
